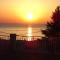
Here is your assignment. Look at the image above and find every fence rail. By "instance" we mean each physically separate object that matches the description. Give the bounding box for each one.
[0,33,42,40]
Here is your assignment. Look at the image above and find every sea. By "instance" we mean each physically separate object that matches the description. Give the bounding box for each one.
[0,25,46,40]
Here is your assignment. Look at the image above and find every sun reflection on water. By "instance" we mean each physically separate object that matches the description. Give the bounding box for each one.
[27,27,32,41]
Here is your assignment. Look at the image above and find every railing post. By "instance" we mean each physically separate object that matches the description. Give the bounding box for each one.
[10,34,16,52]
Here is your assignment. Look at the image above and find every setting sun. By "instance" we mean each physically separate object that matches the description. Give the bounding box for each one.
[27,12,32,20]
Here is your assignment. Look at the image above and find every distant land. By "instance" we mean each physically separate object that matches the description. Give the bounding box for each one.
[0,23,46,28]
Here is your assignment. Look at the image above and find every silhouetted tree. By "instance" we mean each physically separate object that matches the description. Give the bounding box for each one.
[42,6,60,39]
[42,6,60,53]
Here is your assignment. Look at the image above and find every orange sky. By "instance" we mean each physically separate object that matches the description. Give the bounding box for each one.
[0,0,60,25]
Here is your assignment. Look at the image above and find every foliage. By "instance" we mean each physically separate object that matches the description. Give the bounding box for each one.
[42,6,60,38]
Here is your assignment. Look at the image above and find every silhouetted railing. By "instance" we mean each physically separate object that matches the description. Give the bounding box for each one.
[16,36,41,40]
[0,34,42,40]
[0,33,60,54]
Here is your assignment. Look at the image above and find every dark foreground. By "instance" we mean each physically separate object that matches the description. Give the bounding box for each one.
[0,40,60,60]
[0,49,60,60]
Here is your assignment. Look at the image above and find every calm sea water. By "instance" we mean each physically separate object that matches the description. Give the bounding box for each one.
[0,26,46,40]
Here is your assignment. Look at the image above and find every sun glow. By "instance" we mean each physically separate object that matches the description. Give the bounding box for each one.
[0,0,58,24]
[27,12,32,20]
[15,1,50,24]
[27,27,32,41]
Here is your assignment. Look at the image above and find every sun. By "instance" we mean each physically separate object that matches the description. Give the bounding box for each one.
[27,12,33,20]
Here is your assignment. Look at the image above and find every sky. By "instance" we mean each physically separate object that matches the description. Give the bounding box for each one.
[0,0,60,26]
